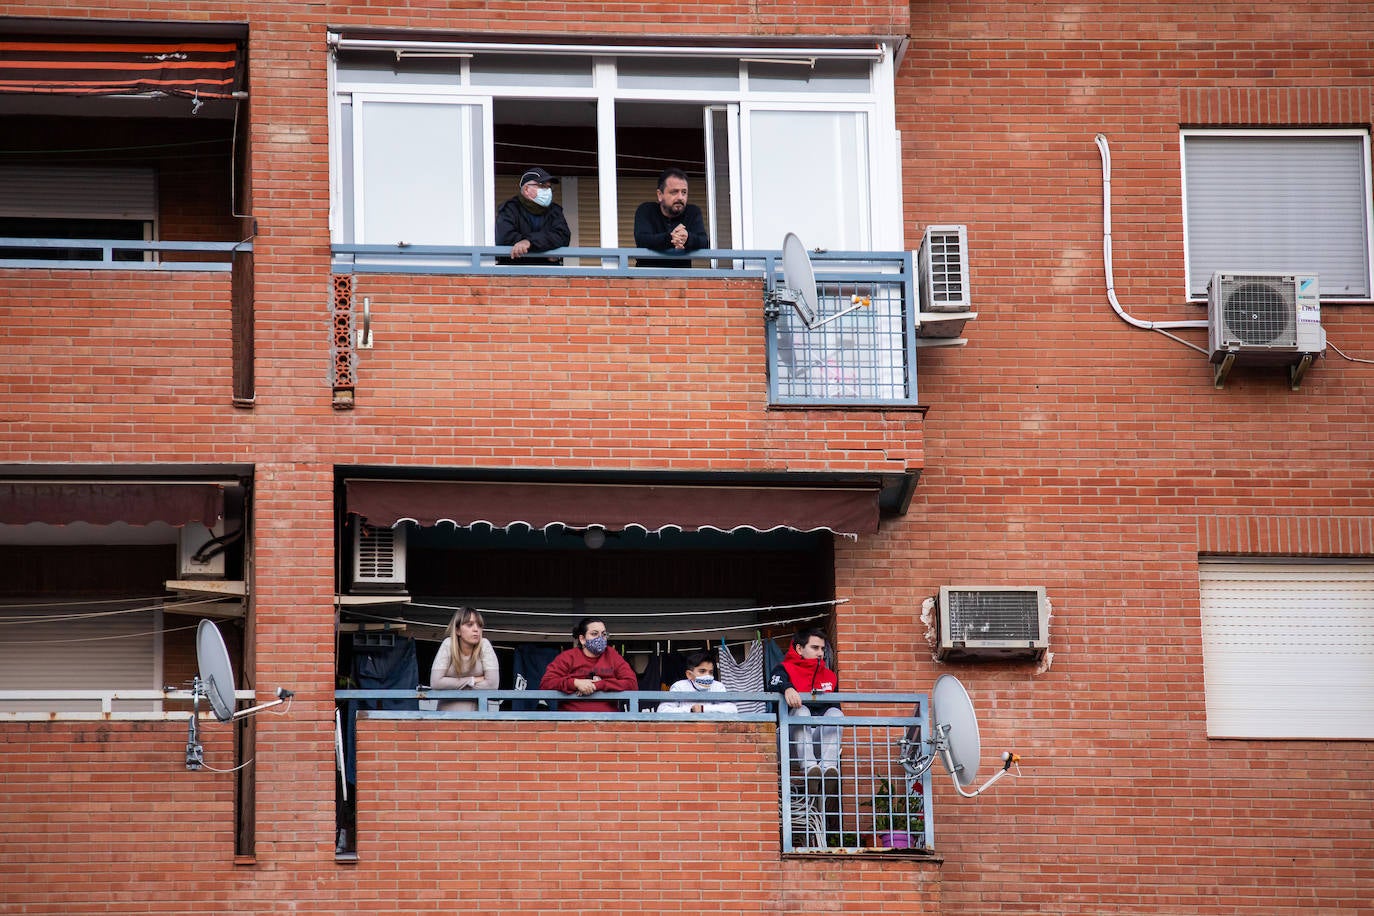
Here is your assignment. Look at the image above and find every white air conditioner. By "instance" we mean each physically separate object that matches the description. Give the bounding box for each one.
[937,586,1049,659]
[352,524,407,591]
[178,522,226,579]
[1208,271,1324,362]
[918,225,971,312]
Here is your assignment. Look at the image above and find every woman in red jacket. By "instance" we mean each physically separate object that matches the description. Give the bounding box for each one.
[539,617,638,713]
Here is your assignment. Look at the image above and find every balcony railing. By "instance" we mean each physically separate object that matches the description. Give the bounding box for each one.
[330,244,920,406]
[339,687,933,854]
[0,237,251,271]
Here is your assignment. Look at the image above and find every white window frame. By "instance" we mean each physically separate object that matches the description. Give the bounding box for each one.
[329,39,903,253]
[1198,559,1374,739]
[1180,128,1374,302]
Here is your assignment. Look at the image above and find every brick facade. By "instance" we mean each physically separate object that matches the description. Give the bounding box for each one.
[2,1,1373,913]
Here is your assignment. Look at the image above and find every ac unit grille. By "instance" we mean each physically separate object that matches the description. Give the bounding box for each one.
[918,224,971,311]
[353,524,406,589]
[945,590,1042,642]
[1221,278,1296,346]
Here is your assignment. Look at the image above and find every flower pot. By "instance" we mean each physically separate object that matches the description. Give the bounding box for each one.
[877,831,913,849]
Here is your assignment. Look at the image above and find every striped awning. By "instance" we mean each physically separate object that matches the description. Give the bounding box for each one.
[0,38,244,99]
[346,479,880,538]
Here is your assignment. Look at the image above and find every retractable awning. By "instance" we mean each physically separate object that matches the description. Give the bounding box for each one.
[346,479,880,538]
[0,481,224,527]
[0,38,244,99]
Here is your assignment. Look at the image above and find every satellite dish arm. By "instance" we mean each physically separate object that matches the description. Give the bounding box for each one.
[944,750,1022,798]
[230,687,294,721]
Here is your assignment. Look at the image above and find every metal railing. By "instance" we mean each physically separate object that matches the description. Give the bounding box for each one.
[330,244,920,407]
[339,687,933,854]
[0,237,251,271]
[0,687,258,720]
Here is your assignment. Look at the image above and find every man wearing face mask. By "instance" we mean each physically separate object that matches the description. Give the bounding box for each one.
[656,650,738,715]
[495,167,572,265]
[540,616,639,712]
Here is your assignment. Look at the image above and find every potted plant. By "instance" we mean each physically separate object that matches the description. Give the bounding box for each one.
[865,777,924,849]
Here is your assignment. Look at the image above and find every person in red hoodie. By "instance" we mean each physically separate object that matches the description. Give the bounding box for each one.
[768,628,843,777]
[539,616,639,712]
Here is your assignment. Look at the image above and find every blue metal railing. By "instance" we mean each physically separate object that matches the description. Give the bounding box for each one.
[329,244,920,406]
[0,237,251,272]
[338,687,933,854]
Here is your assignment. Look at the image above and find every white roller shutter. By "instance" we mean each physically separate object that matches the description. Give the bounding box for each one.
[0,166,156,220]
[0,602,162,713]
[1198,560,1374,739]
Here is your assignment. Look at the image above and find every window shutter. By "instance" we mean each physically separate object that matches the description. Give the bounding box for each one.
[0,165,156,221]
[1183,133,1371,297]
[1198,560,1374,739]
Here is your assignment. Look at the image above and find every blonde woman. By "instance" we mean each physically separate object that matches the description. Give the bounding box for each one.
[430,607,499,711]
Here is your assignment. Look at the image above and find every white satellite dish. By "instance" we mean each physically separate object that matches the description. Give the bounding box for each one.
[777,232,819,329]
[197,618,237,723]
[182,620,293,770]
[899,674,1021,799]
[771,233,873,331]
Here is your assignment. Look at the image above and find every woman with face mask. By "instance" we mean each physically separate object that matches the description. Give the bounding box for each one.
[494,167,572,265]
[539,616,639,713]
[656,650,738,715]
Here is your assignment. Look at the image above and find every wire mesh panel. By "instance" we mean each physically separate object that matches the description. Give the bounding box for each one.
[771,279,913,405]
[780,703,931,853]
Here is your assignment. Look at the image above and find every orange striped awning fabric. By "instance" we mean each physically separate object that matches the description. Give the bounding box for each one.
[0,39,243,98]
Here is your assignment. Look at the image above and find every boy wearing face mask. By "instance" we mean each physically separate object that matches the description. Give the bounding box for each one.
[656,650,738,715]
[539,616,638,712]
[495,167,572,265]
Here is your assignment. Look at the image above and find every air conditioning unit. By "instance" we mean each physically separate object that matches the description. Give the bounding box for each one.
[178,522,226,579]
[937,586,1049,659]
[917,224,971,312]
[352,523,407,591]
[1208,271,1324,362]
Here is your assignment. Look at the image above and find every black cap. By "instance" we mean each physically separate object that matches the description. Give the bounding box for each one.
[519,167,558,186]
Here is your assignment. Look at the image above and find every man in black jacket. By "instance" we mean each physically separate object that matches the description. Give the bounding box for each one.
[633,166,709,268]
[495,167,571,264]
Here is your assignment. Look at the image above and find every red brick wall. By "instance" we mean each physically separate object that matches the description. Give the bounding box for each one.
[1,1,1373,914]
[358,717,941,915]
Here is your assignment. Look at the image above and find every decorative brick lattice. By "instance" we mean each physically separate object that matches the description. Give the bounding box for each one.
[330,274,357,400]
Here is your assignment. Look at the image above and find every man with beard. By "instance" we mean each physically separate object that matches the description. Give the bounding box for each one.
[633,166,709,267]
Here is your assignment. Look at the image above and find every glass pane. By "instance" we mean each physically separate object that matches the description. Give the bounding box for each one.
[748,59,871,93]
[335,50,464,88]
[747,109,869,251]
[617,58,739,90]
[355,100,481,245]
[1184,134,1371,297]
[470,54,592,87]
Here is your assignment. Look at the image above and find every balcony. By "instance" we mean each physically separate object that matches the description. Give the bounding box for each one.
[337,687,933,856]
[330,244,936,408]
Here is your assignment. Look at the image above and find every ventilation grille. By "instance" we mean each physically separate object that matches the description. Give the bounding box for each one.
[1214,274,1297,347]
[938,586,1048,658]
[352,524,407,588]
[918,224,971,312]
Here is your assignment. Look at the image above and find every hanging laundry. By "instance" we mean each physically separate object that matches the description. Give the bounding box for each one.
[717,637,765,713]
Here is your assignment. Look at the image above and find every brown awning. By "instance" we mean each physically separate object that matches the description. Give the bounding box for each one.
[0,38,244,99]
[346,479,880,537]
[0,482,223,527]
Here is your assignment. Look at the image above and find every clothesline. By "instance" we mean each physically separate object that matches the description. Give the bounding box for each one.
[408,597,848,619]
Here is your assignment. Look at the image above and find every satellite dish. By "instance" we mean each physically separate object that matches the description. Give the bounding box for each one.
[769,233,873,331]
[197,618,237,723]
[932,674,981,787]
[778,232,819,329]
[181,620,294,770]
[899,674,1022,799]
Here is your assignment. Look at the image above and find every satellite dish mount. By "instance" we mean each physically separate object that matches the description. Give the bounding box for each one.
[183,619,293,771]
[767,232,871,331]
[898,674,1022,798]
